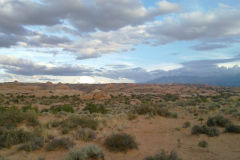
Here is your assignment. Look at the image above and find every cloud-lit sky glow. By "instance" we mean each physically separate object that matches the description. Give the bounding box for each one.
[0,0,240,83]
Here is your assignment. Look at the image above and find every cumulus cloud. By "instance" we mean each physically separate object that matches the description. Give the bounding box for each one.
[0,0,180,35]
[62,4,240,59]
[0,1,239,59]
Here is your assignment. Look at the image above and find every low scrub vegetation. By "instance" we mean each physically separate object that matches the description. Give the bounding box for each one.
[192,125,220,137]
[75,128,96,141]
[18,137,44,152]
[183,121,191,128]
[83,103,108,114]
[104,133,138,152]
[64,144,104,160]
[207,115,231,127]
[0,128,41,149]
[143,150,181,160]
[50,104,74,114]
[0,106,39,128]
[46,137,75,151]
[133,104,177,118]
[198,140,208,148]
[60,115,99,131]
[225,124,240,133]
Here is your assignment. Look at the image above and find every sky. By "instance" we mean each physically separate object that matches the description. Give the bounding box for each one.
[0,0,240,83]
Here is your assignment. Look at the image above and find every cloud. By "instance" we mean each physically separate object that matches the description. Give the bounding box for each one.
[0,34,22,47]
[0,0,180,35]
[190,43,228,51]
[0,55,94,76]
[63,4,240,59]
[0,1,239,60]
[147,5,240,42]
[156,0,181,14]
[26,33,72,47]
[1,55,240,83]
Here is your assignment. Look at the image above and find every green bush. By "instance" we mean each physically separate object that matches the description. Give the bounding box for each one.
[0,128,35,148]
[133,104,177,118]
[18,137,44,152]
[225,124,240,133]
[183,121,191,128]
[104,133,138,152]
[81,144,104,160]
[50,104,74,114]
[46,137,75,151]
[61,127,70,134]
[144,150,181,160]
[198,140,208,148]
[207,115,231,127]
[0,107,39,128]
[208,103,221,110]
[64,144,104,160]
[191,125,220,137]
[64,148,87,160]
[75,128,96,141]
[24,111,40,126]
[127,113,138,120]
[134,104,156,115]
[61,115,99,130]
[0,155,8,160]
[22,105,39,113]
[83,103,107,114]
[162,94,179,102]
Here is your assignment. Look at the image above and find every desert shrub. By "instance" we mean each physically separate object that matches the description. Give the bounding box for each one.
[156,108,178,118]
[0,107,39,128]
[134,104,156,115]
[61,127,70,134]
[24,111,40,126]
[47,120,61,128]
[50,104,74,114]
[183,121,191,128]
[198,140,208,148]
[75,128,96,141]
[64,144,104,160]
[0,128,35,148]
[61,115,99,130]
[207,115,231,127]
[22,105,39,113]
[18,137,44,152]
[0,155,8,160]
[225,124,240,133]
[127,113,138,120]
[46,137,75,151]
[143,150,181,160]
[191,125,202,135]
[133,104,177,118]
[191,125,220,137]
[64,148,87,160]
[208,103,220,110]
[104,133,138,152]
[83,103,107,114]
[41,108,49,113]
[235,102,240,107]
[162,94,179,102]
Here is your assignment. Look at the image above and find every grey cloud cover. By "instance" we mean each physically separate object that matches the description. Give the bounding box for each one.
[0,0,239,60]
[1,55,240,83]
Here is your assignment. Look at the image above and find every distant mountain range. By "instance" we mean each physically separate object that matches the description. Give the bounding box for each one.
[146,75,240,87]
